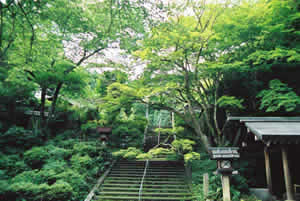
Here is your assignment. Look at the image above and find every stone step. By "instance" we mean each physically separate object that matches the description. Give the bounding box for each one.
[95,195,194,201]
[98,191,192,197]
[100,187,189,192]
[109,173,184,178]
[101,183,188,188]
[110,170,185,174]
[106,176,185,181]
[94,160,192,201]
[104,179,185,185]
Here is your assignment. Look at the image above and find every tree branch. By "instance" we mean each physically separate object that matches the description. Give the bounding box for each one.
[17,1,35,54]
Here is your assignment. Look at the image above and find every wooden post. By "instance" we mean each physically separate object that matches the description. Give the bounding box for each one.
[222,175,231,201]
[158,110,161,145]
[143,102,149,145]
[172,112,176,140]
[264,147,273,194]
[281,147,295,201]
[203,173,209,198]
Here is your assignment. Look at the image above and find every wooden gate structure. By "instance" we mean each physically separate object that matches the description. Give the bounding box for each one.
[228,116,300,201]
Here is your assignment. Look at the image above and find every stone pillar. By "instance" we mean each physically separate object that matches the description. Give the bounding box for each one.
[264,147,273,194]
[222,175,231,201]
[281,146,295,201]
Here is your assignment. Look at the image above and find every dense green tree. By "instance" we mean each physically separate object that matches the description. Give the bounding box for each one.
[131,0,299,151]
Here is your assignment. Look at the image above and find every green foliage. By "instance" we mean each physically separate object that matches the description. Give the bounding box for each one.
[0,154,28,177]
[53,169,88,200]
[9,180,73,201]
[149,147,175,156]
[116,139,201,163]
[154,126,184,136]
[0,126,43,153]
[46,180,73,201]
[24,147,50,169]
[111,111,147,148]
[81,120,99,132]
[0,128,112,201]
[113,147,143,160]
[0,179,10,201]
[71,154,93,172]
[136,153,153,160]
[172,139,195,154]
[257,79,300,112]
[184,152,200,164]
[191,154,250,201]
[217,96,244,112]
[96,70,129,96]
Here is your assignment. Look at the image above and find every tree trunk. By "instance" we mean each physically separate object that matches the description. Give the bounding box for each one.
[40,87,46,125]
[8,99,16,125]
[46,82,63,127]
[143,102,149,145]
[187,105,212,152]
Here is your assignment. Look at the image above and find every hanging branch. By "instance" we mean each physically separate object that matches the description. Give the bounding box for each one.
[17,2,35,54]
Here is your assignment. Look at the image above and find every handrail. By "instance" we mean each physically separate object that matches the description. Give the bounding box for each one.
[138,160,149,201]
[84,160,116,201]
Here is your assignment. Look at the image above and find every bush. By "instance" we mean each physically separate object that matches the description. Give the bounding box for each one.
[24,147,50,169]
[9,182,48,201]
[184,152,200,164]
[47,145,72,160]
[12,170,47,184]
[0,126,43,153]
[0,154,28,177]
[113,147,143,160]
[71,154,93,172]
[45,180,73,201]
[73,142,98,157]
[54,169,89,200]
[0,129,112,201]
[43,160,68,174]
[9,180,73,201]
[0,179,10,201]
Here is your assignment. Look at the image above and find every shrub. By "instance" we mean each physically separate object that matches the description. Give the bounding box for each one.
[54,169,89,200]
[9,182,48,201]
[43,160,68,174]
[56,139,77,149]
[71,154,93,172]
[0,154,28,177]
[113,147,143,160]
[12,170,46,184]
[24,147,50,169]
[172,139,195,154]
[184,152,200,164]
[45,180,73,201]
[47,145,72,160]
[0,126,42,152]
[9,180,73,201]
[0,179,10,201]
[73,142,98,157]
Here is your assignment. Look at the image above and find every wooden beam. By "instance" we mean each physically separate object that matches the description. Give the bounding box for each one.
[264,147,273,194]
[222,175,231,201]
[203,173,209,198]
[281,147,295,201]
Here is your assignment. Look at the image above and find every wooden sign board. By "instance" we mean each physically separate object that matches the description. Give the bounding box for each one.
[208,147,240,160]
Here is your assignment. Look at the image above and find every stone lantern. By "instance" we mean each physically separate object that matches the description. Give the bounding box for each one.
[208,147,240,201]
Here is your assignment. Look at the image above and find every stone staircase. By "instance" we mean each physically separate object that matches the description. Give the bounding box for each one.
[94,160,193,201]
